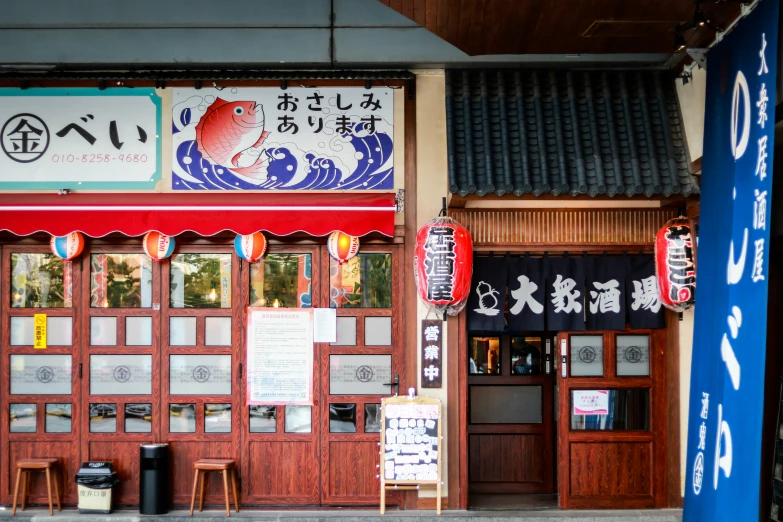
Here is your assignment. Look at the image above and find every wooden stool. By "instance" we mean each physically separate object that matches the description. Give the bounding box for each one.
[189,459,238,517]
[12,458,61,516]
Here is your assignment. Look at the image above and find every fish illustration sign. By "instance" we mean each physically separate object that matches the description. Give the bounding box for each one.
[172,87,394,191]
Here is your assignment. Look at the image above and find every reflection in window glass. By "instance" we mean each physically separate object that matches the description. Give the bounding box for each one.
[46,404,72,433]
[10,404,36,433]
[329,403,357,433]
[330,254,391,308]
[205,404,231,433]
[90,254,152,308]
[170,404,196,433]
[570,389,650,430]
[249,406,276,433]
[11,253,72,308]
[250,254,312,308]
[285,406,311,433]
[170,254,231,309]
[511,337,542,375]
[125,403,152,433]
[469,337,500,375]
[90,403,117,433]
[365,404,381,433]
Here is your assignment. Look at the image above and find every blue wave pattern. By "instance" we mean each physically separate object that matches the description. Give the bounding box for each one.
[172,121,394,191]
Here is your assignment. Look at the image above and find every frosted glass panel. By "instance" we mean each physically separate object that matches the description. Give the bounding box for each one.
[126,317,152,346]
[616,335,650,376]
[90,317,117,346]
[364,317,392,346]
[46,404,72,433]
[170,355,231,395]
[10,316,33,345]
[205,317,232,346]
[570,336,604,377]
[205,404,231,433]
[285,405,311,433]
[46,317,72,346]
[470,386,542,424]
[10,354,72,395]
[170,316,196,346]
[90,355,152,395]
[331,316,357,346]
[329,354,392,395]
[10,404,36,433]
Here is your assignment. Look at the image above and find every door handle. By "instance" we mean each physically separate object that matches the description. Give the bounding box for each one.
[384,374,399,396]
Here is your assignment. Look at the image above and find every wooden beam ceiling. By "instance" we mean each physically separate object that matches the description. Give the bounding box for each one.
[380,0,742,56]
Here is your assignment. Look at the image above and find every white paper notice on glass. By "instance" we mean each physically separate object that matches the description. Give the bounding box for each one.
[246,308,313,405]
[313,308,337,343]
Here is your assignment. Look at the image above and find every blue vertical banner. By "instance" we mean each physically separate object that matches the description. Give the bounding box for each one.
[684,1,779,521]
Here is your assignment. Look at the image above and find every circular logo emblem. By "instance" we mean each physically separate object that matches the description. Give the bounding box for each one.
[1,113,50,163]
[192,366,210,383]
[36,366,54,383]
[692,452,704,495]
[624,346,643,363]
[578,346,597,364]
[355,365,374,382]
[113,366,131,383]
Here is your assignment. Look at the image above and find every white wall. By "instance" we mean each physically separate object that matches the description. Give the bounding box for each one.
[414,70,450,498]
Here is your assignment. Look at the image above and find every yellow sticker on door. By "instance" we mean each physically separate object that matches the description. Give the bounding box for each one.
[34,314,46,349]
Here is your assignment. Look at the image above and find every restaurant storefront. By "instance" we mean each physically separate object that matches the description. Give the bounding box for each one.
[0,77,415,508]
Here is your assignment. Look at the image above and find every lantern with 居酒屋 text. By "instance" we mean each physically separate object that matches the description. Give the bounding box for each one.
[655,217,695,312]
[414,216,473,315]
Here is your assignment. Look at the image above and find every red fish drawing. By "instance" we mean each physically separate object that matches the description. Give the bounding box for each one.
[195,98,270,178]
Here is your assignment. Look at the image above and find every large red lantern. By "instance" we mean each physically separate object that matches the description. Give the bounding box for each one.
[655,217,695,312]
[414,217,473,315]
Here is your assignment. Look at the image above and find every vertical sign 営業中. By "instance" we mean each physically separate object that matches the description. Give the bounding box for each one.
[34,314,46,349]
[379,395,442,515]
[421,319,442,388]
[683,1,779,521]
[246,308,314,405]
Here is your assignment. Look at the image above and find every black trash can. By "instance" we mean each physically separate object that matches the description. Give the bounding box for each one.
[75,462,119,514]
[139,443,169,515]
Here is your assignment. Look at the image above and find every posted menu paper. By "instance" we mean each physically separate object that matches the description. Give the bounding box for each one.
[247,308,313,405]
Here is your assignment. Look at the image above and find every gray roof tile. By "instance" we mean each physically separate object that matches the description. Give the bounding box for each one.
[446,69,699,198]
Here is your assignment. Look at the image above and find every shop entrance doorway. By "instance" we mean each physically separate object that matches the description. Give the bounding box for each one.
[467,333,556,504]
[0,240,403,508]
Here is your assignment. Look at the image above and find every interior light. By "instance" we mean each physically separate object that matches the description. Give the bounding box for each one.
[674,26,687,52]
[272,299,280,308]
[693,6,708,28]
[208,288,217,302]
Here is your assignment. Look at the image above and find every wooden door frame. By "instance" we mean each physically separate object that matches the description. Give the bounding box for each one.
[466,333,555,494]
[0,245,83,505]
[160,244,242,506]
[238,245,322,506]
[557,328,668,509]
[79,245,162,506]
[318,243,404,506]
[454,247,681,510]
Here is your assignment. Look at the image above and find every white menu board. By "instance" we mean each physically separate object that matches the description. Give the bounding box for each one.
[246,308,313,405]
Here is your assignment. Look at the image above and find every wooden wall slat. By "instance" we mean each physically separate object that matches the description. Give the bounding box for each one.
[450,208,676,246]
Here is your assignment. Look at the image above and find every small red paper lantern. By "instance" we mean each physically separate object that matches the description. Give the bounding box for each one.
[50,232,85,261]
[655,217,695,312]
[143,231,176,262]
[327,231,360,264]
[414,217,473,315]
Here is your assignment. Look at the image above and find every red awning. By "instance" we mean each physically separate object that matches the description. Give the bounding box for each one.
[0,192,396,238]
